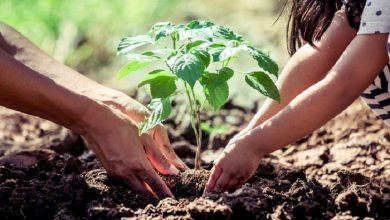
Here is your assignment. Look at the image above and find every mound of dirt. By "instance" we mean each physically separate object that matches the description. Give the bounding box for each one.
[0,100,389,219]
[162,169,210,199]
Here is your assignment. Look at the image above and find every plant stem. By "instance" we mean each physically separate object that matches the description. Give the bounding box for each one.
[184,84,197,134]
[177,38,201,168]
[190,88,203,170]
[172,37,177,50]
[194,110,202,169]
[183,82,203,169]
[183,82,201,169]
[224,57,232,67]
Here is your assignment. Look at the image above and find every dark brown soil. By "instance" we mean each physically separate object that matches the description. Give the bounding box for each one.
[162,169,210,199]
[0,100,389,219]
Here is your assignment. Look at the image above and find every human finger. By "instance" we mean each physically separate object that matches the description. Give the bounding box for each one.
[137,168,174,198]
[213,172,231,192]
[152,126,188,170]
[237,177,246,189]
[225,178,240,193]
[204,166,222,193]
[123,174,158,198]
[141,134,179,175]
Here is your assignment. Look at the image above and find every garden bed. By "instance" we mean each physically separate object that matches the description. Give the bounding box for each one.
[0,100,389,220]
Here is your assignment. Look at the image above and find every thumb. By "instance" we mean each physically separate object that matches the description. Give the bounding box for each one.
[152,126,188,170]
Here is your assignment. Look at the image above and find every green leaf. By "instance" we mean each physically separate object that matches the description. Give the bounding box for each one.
[149,22,174,32]
[167,49,210,88]
[117,35,154,55]
[179,20,216,41]
[218,67,234,81]
[208,47,224,62]
[241,45,279,77]
[179,21,243,42]
[184,39,207,52]
[201,79,228,110]
[206,43,226,62]
[212,26,243,42]
[179,28,214,41]
[245,71,280,102]
[139,98,171,134]
[149,22,175,41]
[219,47,241,62]
[138,70,177,98]
[116,61,151,80]
[186,20,215,29]
[199,67,233,110]
[149,22,185,41]
[143,49,174,58]
[125,53,159,62]
[142,51,161,59]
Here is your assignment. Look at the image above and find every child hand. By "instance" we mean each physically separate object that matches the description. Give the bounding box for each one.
[204,135,263,193]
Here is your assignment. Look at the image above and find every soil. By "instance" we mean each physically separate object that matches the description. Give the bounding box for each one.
[0,100,389,220]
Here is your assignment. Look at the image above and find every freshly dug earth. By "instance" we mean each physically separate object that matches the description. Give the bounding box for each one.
[0,100,389,220]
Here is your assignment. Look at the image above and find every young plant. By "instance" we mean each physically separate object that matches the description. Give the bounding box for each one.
[116,20,280,170]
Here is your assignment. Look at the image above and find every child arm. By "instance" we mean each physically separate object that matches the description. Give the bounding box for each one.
[206,33,389,193]
[238,10,357,138]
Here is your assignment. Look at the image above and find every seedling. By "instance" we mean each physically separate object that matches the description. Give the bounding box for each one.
[117,20,280,169]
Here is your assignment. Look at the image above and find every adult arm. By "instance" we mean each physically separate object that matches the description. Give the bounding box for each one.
[0,22,187,198]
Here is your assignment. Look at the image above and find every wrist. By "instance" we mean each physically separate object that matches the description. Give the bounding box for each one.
[43,84,118,135]
[83,88,150,124]
[50,90,99,135]
[74,87,150,133]
[236,132,265,160]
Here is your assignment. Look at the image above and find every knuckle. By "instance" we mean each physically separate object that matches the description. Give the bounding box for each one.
[108,167,125,179]
[110,159,145,175]
[109,164,132,178]
[131,162,146,173]
[137,169,151,180]
[141,133,152,142]
[105,162,123,175]
[157,154,169,165]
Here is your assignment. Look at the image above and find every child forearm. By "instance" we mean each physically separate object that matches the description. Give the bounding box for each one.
[246,34,389,156]
[246,10,357,131]
[247,44,343,129]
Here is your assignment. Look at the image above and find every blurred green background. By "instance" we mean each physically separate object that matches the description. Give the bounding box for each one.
[1,0,288,106]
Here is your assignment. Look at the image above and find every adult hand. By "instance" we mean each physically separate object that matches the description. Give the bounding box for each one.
[204,135,262,193]
[0,22,189,198]
[93,89,188,170]
[81,89,187,198]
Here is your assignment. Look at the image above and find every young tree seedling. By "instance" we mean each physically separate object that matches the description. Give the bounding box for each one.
[117,20,280,170]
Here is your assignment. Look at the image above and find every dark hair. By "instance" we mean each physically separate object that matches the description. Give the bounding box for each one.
[286,0,367,55]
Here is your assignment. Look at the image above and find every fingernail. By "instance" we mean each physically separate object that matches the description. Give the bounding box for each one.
[169,164,180,175]
[174,157,188,170]
[162,191,174,198]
